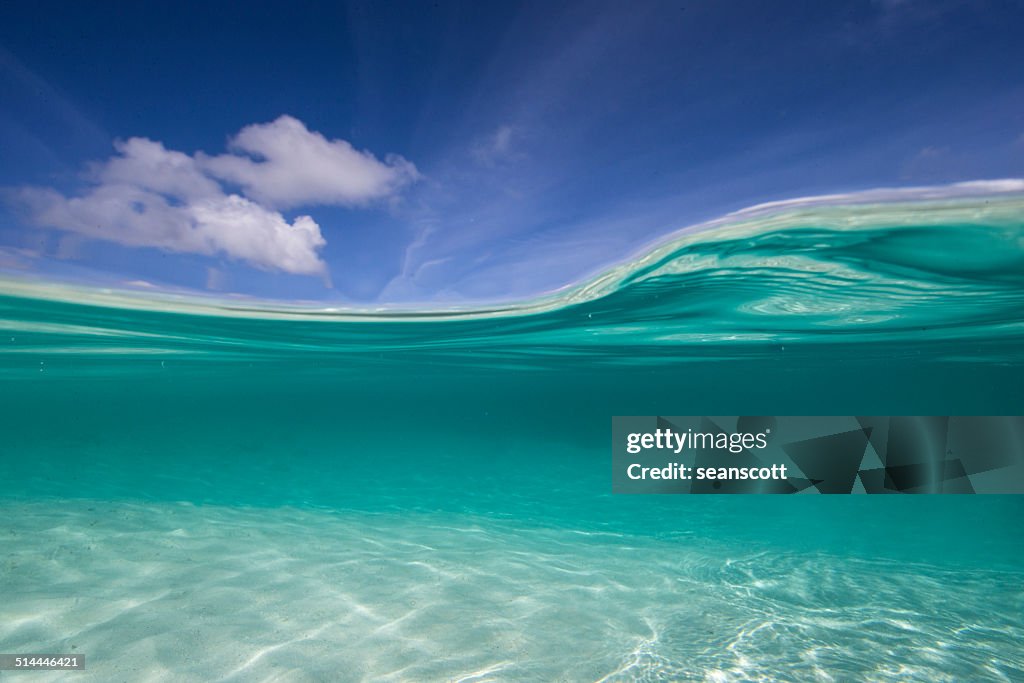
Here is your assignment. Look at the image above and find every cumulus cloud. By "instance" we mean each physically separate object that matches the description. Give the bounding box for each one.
[10,116,419,276]
[99,137,223,200]
[200,115,419,208]
[16,182,327,275]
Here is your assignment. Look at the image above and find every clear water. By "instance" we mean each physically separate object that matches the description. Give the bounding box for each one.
[1,194,1023,681]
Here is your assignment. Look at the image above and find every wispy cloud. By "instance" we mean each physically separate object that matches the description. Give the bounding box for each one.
[0,246,38,271]
[0,46,109,165]
[900,145,951,181]
[471,124,521,166]
[8,116,419,276]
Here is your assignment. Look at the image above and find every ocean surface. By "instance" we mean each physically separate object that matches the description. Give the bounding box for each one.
[1,190,1023,681]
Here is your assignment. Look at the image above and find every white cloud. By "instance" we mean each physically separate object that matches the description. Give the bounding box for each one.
[10,116,419,275]
[17,181,328,275]
[200,115,419,208]
[98,137,222,201]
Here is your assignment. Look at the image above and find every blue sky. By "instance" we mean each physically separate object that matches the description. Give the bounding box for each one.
[1,0,1022,303]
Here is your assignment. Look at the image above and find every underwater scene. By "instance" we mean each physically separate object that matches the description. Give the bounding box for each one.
[2,191,1023,681]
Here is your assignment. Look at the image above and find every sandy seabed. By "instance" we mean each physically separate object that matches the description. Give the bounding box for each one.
[1,499,1022,682]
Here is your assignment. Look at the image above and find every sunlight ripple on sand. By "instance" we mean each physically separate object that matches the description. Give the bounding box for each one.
[1,500,1022,682]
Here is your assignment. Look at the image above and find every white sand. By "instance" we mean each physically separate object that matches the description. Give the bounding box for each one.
[1,500,1021,682]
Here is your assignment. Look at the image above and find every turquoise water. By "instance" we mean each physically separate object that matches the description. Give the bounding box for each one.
[1,193,1023,681]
